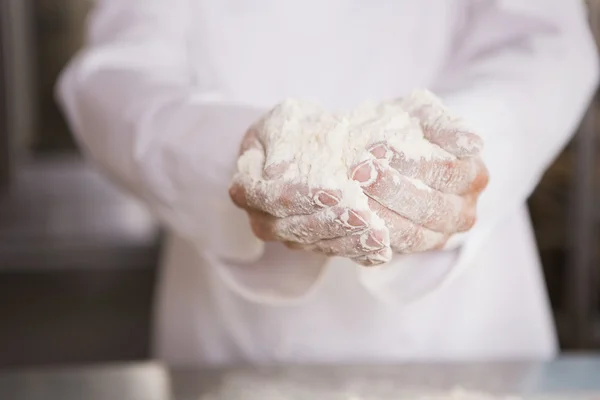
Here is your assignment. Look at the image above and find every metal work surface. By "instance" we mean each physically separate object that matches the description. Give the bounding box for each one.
[1,355,600,400]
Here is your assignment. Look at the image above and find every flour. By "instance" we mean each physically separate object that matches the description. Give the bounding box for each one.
[398,90,482,158]
[234,90,476,262]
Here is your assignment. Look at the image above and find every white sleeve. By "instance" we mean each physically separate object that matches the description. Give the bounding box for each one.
[358,0,599,303]
[56,0,266,263]
[439,0,599,253]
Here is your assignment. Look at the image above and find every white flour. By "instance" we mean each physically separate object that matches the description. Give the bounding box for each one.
[235,90,473,261]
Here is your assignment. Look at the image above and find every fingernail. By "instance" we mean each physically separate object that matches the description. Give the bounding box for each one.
[369,144,392,160]
[360,231,385,250]
[352,161,378,186]
[314,191,339,207]
[342,210,367,229]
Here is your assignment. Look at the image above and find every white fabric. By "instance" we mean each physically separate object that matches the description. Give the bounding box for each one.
[153,206,557,365]
[56,0,598,366]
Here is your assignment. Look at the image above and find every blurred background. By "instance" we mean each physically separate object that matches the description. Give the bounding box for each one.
[0,0,599,369]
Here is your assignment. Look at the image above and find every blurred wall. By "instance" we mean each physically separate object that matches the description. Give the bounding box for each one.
[33,0,91,151]
[2,0,38,167]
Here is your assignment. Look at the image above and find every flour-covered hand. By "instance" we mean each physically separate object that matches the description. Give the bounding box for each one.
[351,156,483,253]
[230,93,487,263]
[400,90,484,159]
[230,122,391,264]
[350,92,489,253]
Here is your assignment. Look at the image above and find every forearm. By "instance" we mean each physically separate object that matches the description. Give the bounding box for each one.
[438,0,599,249]
[56,0,268,261]
[358,0,599,303]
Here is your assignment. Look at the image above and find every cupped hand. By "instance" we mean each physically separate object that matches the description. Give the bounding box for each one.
[230,93,489,265]
[229,125,392,266]
[350,96,489,253]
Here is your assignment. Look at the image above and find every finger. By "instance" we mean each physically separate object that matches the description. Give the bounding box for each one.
[369,142,487,195]
[237,133,292,180]
[229,176,342,218]
[239,127,262,155]
[368,199,447,253]
[352,247,393,267]
[352,159,476,233]
[266,206,374,244]
[247,211,278,242]
[421,119,483,160]
[304,227,390,258]
[400,91,483,158]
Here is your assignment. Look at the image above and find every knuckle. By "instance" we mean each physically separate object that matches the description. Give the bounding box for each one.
[276,189,296,210]
[392,223,424,253]
[275,225,307,243]
[437,160,472,193]
[434,160,454,185]
[422,192,447,229]
[276,214,323,244]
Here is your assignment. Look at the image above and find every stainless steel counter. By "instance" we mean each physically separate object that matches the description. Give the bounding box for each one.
[2,355,600,400]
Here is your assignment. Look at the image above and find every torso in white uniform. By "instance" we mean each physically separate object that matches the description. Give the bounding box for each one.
[152,0,558,366]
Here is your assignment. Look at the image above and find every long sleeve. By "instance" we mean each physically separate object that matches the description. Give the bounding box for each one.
[439,0,599,252]
[358,0,599,303]
[56,0,266,262]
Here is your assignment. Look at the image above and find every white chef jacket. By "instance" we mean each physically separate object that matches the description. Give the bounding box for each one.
[57,0,599,366]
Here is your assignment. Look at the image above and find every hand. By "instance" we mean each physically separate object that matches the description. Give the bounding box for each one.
[229,124,392,265]
[350,95,489,253]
